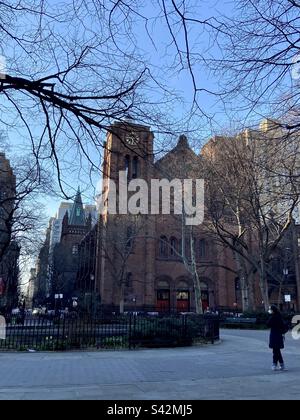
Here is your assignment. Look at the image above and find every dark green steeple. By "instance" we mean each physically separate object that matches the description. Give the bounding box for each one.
[69,187,86,226]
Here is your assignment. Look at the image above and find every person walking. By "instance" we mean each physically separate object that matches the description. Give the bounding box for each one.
[267,305,287,371]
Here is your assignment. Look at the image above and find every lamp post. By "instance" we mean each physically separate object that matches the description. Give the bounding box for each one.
[54,294,63,315]
[72,297,78,310]
[90,274,95,315]
[132,297,137,314]
[283,268,289,310]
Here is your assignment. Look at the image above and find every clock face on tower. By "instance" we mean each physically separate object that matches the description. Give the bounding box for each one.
[125,131,140,146]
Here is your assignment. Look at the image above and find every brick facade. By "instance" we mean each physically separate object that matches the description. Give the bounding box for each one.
[0,153,19,311]
[96,122,239,313]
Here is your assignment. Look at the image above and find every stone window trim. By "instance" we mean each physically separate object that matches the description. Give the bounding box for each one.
[159,235,169,258]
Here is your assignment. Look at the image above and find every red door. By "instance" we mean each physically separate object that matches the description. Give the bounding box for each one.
[176,291,190,313]
[156,290,170,313]
[201,291,209,311]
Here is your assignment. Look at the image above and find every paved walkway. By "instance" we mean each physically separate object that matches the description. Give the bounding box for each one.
[0,329,299,400]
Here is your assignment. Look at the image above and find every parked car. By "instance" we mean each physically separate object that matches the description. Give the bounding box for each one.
[32,308,42,315]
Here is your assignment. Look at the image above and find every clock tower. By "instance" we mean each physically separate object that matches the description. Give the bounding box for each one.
[102,121,154,186]
[97,120,156,311]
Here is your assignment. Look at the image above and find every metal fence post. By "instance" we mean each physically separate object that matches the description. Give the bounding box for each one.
[211,319,214,345]
[129,314,132,350]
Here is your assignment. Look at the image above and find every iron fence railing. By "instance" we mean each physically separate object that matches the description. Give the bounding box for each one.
[0,313,219,351]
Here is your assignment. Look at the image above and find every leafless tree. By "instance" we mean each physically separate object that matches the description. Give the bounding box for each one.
[100,215,143,314]
[0,160,51,259]
[0,1,242,213]
[0,134,53,309]
[214,0,300,131]
[0,0,221,196]
[204,124,300,311]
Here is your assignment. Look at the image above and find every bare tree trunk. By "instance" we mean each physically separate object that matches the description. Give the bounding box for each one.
[193,271,203,315]
[119,282,125,314]
[292,224,300,312]
[277,280,283,308]
[234,250,252,312]
[259,257,270,311]
[248,271,256,311]
[181,217,203,315]
[119,298,125,315]
[190,229,203,315]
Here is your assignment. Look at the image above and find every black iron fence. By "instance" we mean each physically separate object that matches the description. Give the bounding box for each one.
[0,313,219,351]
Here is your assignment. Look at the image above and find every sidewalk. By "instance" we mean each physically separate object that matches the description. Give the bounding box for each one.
[0,330,299,400]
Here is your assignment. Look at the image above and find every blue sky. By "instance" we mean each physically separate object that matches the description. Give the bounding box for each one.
[1,0,262,222]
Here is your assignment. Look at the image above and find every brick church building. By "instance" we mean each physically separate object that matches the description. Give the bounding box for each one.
[52,189,92,303]
[92,121,239,313]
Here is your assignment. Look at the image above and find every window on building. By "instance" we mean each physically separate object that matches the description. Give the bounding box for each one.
[132,157,139,179]
[125,155,131,178]
[159,236,168,258]
[157,290,170,301]
[176,291,189,301]
[72,245,79,255]
[170,237,178,258]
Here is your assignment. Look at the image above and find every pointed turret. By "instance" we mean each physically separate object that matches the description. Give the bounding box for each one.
[177,134,189,149]
[69,188,86,226]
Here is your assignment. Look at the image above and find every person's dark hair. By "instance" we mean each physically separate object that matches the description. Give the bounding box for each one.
[270,305,280,315]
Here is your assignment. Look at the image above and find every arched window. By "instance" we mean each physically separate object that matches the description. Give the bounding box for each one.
[132,157,139,179]
[159,236,168,258]
[170,237,178,258]
[72,245,79,255]
[125,155,131,178]
[157,280,170,289]
[178,238,182,256]
[199,239,206,258]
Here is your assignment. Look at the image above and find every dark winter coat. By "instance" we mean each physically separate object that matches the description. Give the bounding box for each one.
[267,313,285,350]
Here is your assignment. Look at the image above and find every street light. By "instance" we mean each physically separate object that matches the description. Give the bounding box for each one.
[90,274,95,290]
[90,274,95,315]
[132,297,137,313]
[72,297,78,309]
[54,294,63,315]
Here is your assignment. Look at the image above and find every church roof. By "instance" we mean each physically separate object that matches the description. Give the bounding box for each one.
[154,134,203,179]
[69,188,86,226]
